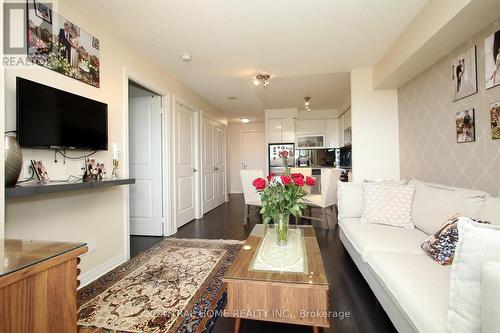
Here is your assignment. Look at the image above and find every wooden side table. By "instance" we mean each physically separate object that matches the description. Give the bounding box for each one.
[0,239,87,333]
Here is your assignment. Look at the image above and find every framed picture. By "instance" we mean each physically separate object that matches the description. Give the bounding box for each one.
[33,0,52,24]
[491,101,500,140]
[456,109,475,143]
[27,5,100,87]
[92,37,100,50]
[31,160,49,181]
[485,29,500,90]
[451,46,477,101]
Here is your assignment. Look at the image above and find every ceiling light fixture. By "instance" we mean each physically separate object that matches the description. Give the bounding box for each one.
[240,118,251,123]
[253,73,271,88]
[180,53,192,62]
[304,96,311,110]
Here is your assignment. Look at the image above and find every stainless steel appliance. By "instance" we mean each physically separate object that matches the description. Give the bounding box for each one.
[268,143,294,175]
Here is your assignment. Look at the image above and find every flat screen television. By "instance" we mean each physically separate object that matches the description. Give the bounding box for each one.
[16,77,108,150]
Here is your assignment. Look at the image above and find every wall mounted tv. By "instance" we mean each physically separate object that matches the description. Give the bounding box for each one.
[16,77,108,150]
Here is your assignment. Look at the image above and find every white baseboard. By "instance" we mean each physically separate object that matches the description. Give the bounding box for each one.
[229,189,243,194]
[79,253,127,289]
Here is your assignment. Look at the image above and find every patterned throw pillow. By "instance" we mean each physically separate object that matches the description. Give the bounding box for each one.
[360,183,415,228]
[421,216,490,265]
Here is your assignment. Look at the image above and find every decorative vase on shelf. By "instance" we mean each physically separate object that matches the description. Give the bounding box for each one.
[5,134,23,186]
[275,213,290,246]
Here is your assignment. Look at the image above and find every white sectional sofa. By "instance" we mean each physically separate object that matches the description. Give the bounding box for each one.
[337,179,500,333]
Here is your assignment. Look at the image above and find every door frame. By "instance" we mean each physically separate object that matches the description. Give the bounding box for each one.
[122,67,171,261]
[172,96,202,227]
[200,113,229,212]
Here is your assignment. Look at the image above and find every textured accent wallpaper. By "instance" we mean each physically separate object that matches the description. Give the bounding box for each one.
[399,21,500,196]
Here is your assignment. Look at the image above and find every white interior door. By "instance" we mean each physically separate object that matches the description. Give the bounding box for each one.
[215,126,226,206]
[202,118,217,213]
[175,103,197,227]
[129,95,163,236]
[241,131,266,171]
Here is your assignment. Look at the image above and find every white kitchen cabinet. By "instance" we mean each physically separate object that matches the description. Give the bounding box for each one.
[295,119,325,136]
[339,108,352,146]
[266,118,295,143]
[281,118,295,143]
[325,118,340,148]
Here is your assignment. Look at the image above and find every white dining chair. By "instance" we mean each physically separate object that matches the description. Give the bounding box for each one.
[301,168,342,229]
[240,169,264,225]
[290,168,312,194]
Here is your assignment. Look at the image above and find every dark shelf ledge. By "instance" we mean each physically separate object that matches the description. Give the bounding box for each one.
[5,178,135,198]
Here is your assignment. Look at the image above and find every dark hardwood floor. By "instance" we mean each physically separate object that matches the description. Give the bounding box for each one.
[130,194,396,333]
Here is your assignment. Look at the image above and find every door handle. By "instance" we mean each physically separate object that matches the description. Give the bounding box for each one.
[193,168,198,173]
[213,167,218,171]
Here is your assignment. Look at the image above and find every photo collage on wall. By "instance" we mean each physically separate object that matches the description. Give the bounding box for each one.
[27,0,100,87]
[451,27,500,142]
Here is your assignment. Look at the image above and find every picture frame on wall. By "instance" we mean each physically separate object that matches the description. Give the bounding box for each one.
[491,101,500,140]
[27,2,100,87]
[456,109,475,143]
[33,0,52,24]
[451,46,477,102]
[485,29,500,90]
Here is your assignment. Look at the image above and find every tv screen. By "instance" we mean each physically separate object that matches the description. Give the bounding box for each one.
[16,77,108,150]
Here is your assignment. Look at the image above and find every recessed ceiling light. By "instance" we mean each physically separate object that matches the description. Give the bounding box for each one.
[180,53,192,62]
[240,118,251,123]
[228,96,238,100]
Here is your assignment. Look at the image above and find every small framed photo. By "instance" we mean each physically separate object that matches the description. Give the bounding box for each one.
[484,29,500,90]
[456,109,475,143]
[33,0,52,24]
[92,37,100,50]
[491,101,500,140]
[31,160,49,181]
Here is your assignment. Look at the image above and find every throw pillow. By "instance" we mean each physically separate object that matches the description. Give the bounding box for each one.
[447,219,500,333]
[360,183,415,228]
[421,216,490,265]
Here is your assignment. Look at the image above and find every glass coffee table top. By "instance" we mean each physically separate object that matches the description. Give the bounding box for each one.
[224,224,328,286]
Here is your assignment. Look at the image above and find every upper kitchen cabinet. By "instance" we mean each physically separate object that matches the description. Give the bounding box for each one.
[339,108,352,146]
[267,118,295,143]
[265,108,298,144]
[295,119,325,136]
[325,118,340,148]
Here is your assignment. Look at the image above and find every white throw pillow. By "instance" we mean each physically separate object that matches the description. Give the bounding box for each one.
[360,183,415,228]
[478,197,500,226]
[409,179,487,235]
[481,262,500,333]
[447,220,500,333]
[337,182,363,220]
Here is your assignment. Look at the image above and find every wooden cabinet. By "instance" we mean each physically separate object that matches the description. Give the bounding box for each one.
[0,239,87,333]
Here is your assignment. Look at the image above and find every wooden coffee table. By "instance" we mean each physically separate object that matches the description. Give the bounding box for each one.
[223,224,330,332]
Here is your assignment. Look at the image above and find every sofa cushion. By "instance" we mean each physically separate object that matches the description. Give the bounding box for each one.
[409,179,487,235]
[478,197,500,226]
[337,182,363,219]
[339,218,428,262]
[361,183,415,228]
[447,220,500,333]
[368,252,451,333]
[481,262,500,333]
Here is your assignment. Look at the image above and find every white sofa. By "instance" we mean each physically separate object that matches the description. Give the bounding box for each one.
[337,179,500,333]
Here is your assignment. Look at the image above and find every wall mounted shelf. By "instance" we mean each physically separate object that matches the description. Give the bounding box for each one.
[5,178,135,198]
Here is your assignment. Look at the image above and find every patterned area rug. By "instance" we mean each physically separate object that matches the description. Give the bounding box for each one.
[77,238,243,333]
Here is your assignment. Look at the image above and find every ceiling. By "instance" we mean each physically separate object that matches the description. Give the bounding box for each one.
[76,0,427,122]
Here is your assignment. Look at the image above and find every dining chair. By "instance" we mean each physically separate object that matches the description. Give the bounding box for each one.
[301,168,342,229]
[240,169,264,225]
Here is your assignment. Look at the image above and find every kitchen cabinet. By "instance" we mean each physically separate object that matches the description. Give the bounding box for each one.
[325,118,339,148]
[339,108,351,146]
[295,119,325,136]
[267,118,295,143]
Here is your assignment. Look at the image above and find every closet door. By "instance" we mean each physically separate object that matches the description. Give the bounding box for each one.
[202,117,217,213]
[214,126,226,206]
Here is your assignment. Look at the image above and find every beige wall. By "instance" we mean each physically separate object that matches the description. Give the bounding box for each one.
[228,122,265,193]
[351,68,400,182]
[4,0,226,281]
[0,1,4,238]
[399,20,500,195]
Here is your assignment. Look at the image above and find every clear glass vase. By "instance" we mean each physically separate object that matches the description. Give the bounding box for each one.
[275,213,290,246]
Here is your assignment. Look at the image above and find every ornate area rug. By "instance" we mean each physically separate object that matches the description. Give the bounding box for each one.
[77,238,243,333]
